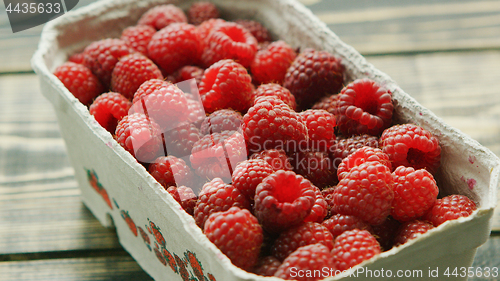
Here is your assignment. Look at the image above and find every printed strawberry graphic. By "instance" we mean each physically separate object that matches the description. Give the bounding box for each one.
[120,210,137,237]
[86,169,113,209]
[154,247,167,266]
[185,250,204,281]
[175,253,190,281]
[163,248,178,273]
[137,226,151,251]
[149,220,166,247]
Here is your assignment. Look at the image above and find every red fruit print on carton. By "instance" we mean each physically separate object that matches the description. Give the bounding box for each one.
[163,247,178,274]
[86,168,113,209]
[149,219,166,247]
[120,210,138,237]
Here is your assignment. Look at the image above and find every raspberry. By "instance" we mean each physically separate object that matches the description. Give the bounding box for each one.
[379,124,441,174]
[254,170,316,233]
[186,98,206,127]
[138,4,187,30]
[250,41,296,85]
[234,19,272,43]
[336,146,391,181]
[253,83,297,111]
[148,23,201,75]
[196,18,226,39]
[190,131,247,180]
[333,161,394,225]
[120,25,156,55]
[329,134,379,166]
[312,94,339,115]
[322,214,372,239]
[290,151,336,189]
[332,229,381,271]
[321,186,337,218]
[82,39,134,87]
[115,113,162,163]
[167,185,197,215]
[162,122,202,158]
[54,62,104,105]
[283,48,345,109]
[201,22,258,68]
[249,148,293,171]
[199,59,254,113]
[89,92,132,132]
[371,216,401,251]
[111,53,163,100]
[274,244,335,281]
[271,222,334,261]
[424,195,477,226]
[394,220,434,246]
[204,207,262,270]
[171,65,204,85]
[148,156,195,188]
[391,166,439,222]
[188,1,220,26]
[253,256,281,276]
[242,97,308,153]
[132,79,189,131]
[68,52,84,64]
[200,109,243,135]
[231,159,274,201]
[299,109,336,151]
[303,186,328,223]
[194,179,250,227]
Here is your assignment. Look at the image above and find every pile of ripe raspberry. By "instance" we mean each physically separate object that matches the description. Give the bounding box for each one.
[54,2,478,280]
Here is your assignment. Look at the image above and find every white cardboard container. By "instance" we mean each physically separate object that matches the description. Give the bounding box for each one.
[32,0,499,280]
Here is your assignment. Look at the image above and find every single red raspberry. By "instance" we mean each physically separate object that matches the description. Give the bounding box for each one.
[204,206,262,270]
[249,148,293,171]
[250,41,297,85]
[148,156,195,188]
[283,48,345,109]
[253,256,281,277]
[299,109,336,151]
[290,151,336,189]
[234,19,272,43]
[371,216,401,251]
[200,109,243,135]
[138,4,187,30]
[337,146,391,181]
[391,166,439,222]
[253,83,297,111]
[379,124,441,174]
[303,186,328,223]
[132,79,189,131]
[394,220,434,246]
[190,131,247,180]
[231,159,274,201]
[312,94,339,115]
[424,195,477,226]
[111,53,163,100]
[254,170,316,233]
[148,23,201,75]
[82,39,134,87]
[68,52,84,64]
[275,244,335,281]
[171,65,204,85]
[120,25,156,55]
[89,92,132,132]
[271,222,334,261]
[199,59,254,113]
[242,97,308,153]
[196,18,226,39]
[333,161,394,225]
[54,62,104,105]
[162,122,202,158]
[335,78,393,136]
[115,113,162,163]
[332,229,381,271]
[166,185,197,215]
[329,134,379,168]
[194,179,250,227]
[322,214,372,239]
[188,1,220,26]
[201,22,258,68]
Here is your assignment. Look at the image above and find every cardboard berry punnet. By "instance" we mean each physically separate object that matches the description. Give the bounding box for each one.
[32,0,498,280]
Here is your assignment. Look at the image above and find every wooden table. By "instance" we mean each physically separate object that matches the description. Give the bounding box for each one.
[1,0,499,280]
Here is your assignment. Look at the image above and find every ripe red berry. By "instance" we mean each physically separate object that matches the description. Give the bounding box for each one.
[332,229,381,271]
[253,83,297,111]
[162,122,202,158]
[188,1,220,26]
[335,78,394,136]
[312,94,339,115]
[299,109,336,151]
[231,159,274,201]
[336,146,391,181]
[254,170,316,233]
[204,206,263,270]
[167,185,197,215]
[250,40,297,85]
[111,53,163,100]
[322,214,372,239]
[290,151,336,189]
[200,109,243,135]
[148,156,195,188]
[424,194,477,226]
[394,220,434,246]
[329,134,379,168]
[253,256,281,277]
[249,148,293,171]
[333,161,394,225]
[120,25,156,55]
[303,186,328,223]
[171,65,204,85]
[68,52,84,64]
[89,92,132,132]
[54,62,104,105]
[380,124,441,175]
[138,4,187,30]
[186,98,206,127]
[196,18,226,39]
[234,19,272,43]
